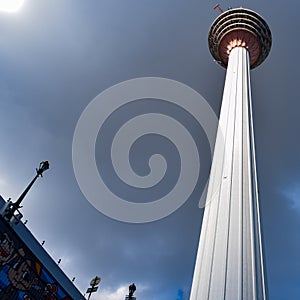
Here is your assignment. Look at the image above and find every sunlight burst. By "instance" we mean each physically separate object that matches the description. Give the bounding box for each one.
[0,0,24,13]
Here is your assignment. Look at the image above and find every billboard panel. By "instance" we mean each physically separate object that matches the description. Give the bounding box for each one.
[0,216,73,299]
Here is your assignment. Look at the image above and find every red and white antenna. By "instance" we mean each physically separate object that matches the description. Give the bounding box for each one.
[214,4,224,13]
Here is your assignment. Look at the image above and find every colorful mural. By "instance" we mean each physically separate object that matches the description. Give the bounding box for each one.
[0,216,73,300]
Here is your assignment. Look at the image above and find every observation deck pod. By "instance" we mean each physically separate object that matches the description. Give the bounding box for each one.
[208,7,272,69]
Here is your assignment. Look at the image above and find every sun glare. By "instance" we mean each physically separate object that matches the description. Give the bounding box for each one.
[0,0,24,13]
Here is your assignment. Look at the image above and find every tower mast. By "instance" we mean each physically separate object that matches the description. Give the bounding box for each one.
[190,8,271,300]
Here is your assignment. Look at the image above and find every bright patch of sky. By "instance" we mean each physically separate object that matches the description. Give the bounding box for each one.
[282,182,300,212]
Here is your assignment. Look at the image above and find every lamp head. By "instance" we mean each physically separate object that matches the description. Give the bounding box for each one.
[37,161,50,176]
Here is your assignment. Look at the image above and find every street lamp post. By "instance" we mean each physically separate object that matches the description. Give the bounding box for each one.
[125,283,136,300]
[85,276,101,300]
[1,161,50,223]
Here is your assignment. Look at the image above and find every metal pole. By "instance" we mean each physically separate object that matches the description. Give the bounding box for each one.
[12,173,39,213]
[10,161,49,215]
[87,283,95,300]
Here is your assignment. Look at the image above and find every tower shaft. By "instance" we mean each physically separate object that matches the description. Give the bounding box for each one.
[190,47,267,299]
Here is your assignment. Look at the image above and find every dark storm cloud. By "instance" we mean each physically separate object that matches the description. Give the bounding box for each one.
[0,0,299,299]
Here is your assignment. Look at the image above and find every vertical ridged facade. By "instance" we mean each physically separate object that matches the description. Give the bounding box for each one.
[190,8,271,300]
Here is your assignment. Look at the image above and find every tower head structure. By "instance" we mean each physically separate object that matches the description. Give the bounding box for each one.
[208,7,271,69]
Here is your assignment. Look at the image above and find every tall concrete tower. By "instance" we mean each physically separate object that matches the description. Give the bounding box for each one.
[190,8,271,300]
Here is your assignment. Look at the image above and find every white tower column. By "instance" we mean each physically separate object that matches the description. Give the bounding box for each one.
[190,7,271,299]
[190,46,267,300]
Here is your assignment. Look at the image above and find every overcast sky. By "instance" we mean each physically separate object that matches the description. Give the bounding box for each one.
[0,1,299,299]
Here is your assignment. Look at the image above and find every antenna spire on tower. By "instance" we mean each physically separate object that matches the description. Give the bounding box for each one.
[213,4,224,13]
